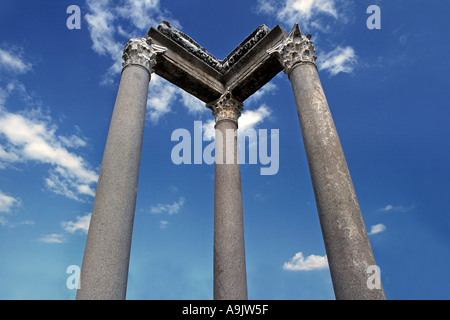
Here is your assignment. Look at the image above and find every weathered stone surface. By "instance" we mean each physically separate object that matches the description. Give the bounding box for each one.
[146,22,286,103]
[218,24,270,73]
[271,24,386,300]
[213,118,247,300]
[224,25,287,102]
[157,21,270,74]
[206,89,243,125]
[205,90,247,300]
[157,21,224,72]
[78,21,382,301]
[122,37,167,74]
[77,61,151,300]
[267,23,316,75]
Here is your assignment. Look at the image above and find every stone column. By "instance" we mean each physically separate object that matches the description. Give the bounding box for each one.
[207,90,248,300]
[268,24,385,300]
[76,38,166,300]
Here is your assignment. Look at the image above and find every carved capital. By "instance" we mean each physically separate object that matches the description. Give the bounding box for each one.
[122,38,167,74]
[267,24,317,75]
[207,90,243,125]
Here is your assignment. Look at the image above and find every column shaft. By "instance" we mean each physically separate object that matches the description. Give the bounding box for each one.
[207,91,248,300]
[268,24,385,299]
[289,63,385,299]
[213,120,248,300]
[76,64,150,300]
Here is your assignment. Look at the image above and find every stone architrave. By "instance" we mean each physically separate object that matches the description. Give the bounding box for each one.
[76,38,166,300]
[268,24,386,300]
[207,90,247,300]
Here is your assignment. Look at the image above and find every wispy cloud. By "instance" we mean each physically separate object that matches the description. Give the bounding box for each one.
[179,90,207,115]
[61,213,91,234]
[0,191,20,213]
[379,204,415,213]
[317,46,358,76]
[150,197,185,215]
[145,75,178,123]
[283,252,329,271]
[278,0,338,24]
[85,0,178,79]
[368,223,386,236]
[0,44,97,202]
[85,0,189,123]
[37,213,91,243]
[256,0,350,33]
[159,220,169,229]
[0,191,31,228]
[0,48,32,74]
[0,109,98,201]
[37,233,67,244]
[256,0,357,76]
[245,82,277,106]
[0,216,34,228]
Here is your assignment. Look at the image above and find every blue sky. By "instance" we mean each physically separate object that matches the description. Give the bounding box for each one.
[0,0,449,300]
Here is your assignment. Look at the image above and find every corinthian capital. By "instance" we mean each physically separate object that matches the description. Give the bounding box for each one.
[207,90,243,125]
[267,24,317,75]
[122,38,167,74]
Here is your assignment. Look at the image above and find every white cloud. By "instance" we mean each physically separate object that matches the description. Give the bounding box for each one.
[257,0,357,76]
[85,0,127,76]
[317,46,357,76]
[202,119,216,141]
[38,233,67,244]
[257,0,349,33]
[380,204,393,212]
[277,0,338,24]
[84,1,211,124]
[85,0,183,120]
[0,110,98,201]
[179,90,207,115]
[202,104,272,141]
[239,105,272,132]
[0,48,32,74]
[159,220,169,229]
[0,80,34,110]
[146,75,178,123]
[0,144,21,167]
[0,216,33,228]
[59,134,87,149]
[150,197,185,215]
[379,204,415,213]
[283,252,329,271]
[39,213,91,243]
[0,191,20,213]
[61,213,91,234]
[114,0,172,31]
[368,223,386,236]
[246,82,277,105]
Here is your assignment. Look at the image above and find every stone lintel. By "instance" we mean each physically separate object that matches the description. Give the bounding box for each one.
[146,26,225,103]
[224,24,287,102]
[145,23,287,104]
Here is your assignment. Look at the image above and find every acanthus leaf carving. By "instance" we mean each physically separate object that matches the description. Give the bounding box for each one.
[122,38,167,74]
[267,23,317,75]
[206,89,243,125]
